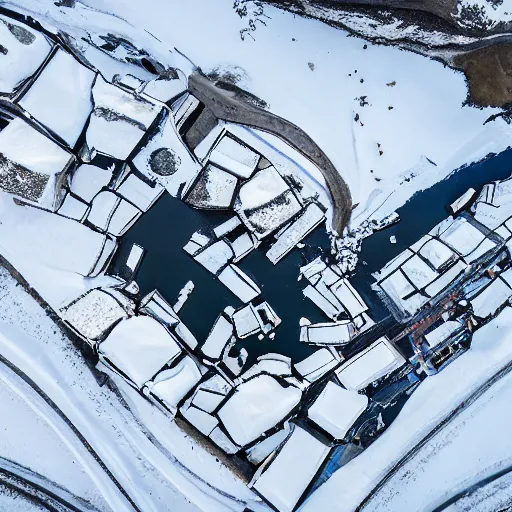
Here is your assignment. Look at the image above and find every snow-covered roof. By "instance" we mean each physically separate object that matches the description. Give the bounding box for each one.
[19,48,95,146]
[300,320,355,346]
[266,203,325,264]
[218,374,302,447]
[201,314,233,360]
[63,288,130,344]
[424,320,464,350]
[246,423,292,465]
[57,194,89,221]
[148,356,202,413]
[87,76,160,159]
[308,381,368,440]
[0,118,73,209]
[132,110,200,197]
[232,304,261,338]
[208,134,259,179]
[186,164,238,210]
[471,277,512,320]
[181,404,219,436]
[418,239,456,272]
[218,264,261,303]
[252,426,330,512]
[139,289,180,328]
[194,240,233,274]
[107,198,141,237]
[330,279,368,319]
[335,337,406,391]
[142,76,187,103]
[116,173,164,211]
[236,167,302,239]
[70,164,113,204]
[5,203,116,277]
[98,316,182,389]
[294,349,339,383]
[0,16,52,95]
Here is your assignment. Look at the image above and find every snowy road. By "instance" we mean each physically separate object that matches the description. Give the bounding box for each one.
[359,354,512,511]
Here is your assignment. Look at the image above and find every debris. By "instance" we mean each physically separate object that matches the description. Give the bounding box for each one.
[390,235,396,244]
[173,280,194,313]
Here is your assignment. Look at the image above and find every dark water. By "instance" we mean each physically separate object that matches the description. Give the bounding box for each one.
[112,148,512,365]
[111,195,332,365]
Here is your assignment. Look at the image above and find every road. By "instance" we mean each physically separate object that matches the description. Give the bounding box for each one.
[356,357,512,511]
[188,71,353,234]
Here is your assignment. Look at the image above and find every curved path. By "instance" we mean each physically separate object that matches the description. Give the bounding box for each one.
[188,71,353,234]
[0,456,99,512]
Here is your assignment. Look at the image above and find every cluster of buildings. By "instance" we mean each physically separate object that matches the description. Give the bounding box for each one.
[4,10,505,512]
[374,179,512,374]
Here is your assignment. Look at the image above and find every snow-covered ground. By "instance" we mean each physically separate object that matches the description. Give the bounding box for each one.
[301,307,512,512]
[6,0,511,227]
[455,0,512,30]
[0,266,266,512]
[361,361,512,511]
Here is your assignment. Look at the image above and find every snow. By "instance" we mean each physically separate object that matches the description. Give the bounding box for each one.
[266,203,325,264]
[213,216,242,238]
[19,48,95,147]
[116,173,164,211]
[294,349,340,383]
[303,284,341,320]
[57,193,89,221]
[0,14,52,95]
[439,217,491,259]
[450,188,476,215]
[201,315,233,360]
[361,362,512,512]
[87,75,160,159]
[208,134,260,179]
[0,202,117,279]
[236,166,302,239]
[252,426,330,512]
[330,279,368,319]
[106,198,141,237]
[143,77,187,103]
[218,264,261,303]
[301,320,354,346]
[148,356,202,413]
[186,164,238,209]
[180,404,219,436]
[232,304,261,339]
[425,320,463,350]
[308,381,368,440]
[335,337,406,391]
[401,255,438,289]
[125,243,145,274]
[246,424,292,465]
[0,117,72,209]
[132,110,200,197]
[419,239,456,271]
[192,389,225,414]
[62,288,130,344]
[302,308,512,512]
[98,316,182,389]
[455,0,512,29]
[139,289,180,328]
[230,232,254,261]
[471,277,512,320]
[9,0,512,229]
[218,375,302,447]
[194,240,233,274]
[86,190,119,231]
[70,164,113,204]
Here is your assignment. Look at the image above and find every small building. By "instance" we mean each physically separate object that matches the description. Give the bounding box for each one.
[335,337,406,391]
[251,426,330,512]
[0,118,74,210]
[308,381,368,441]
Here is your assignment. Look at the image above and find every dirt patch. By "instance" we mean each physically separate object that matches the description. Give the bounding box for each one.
[453,44,512,107]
